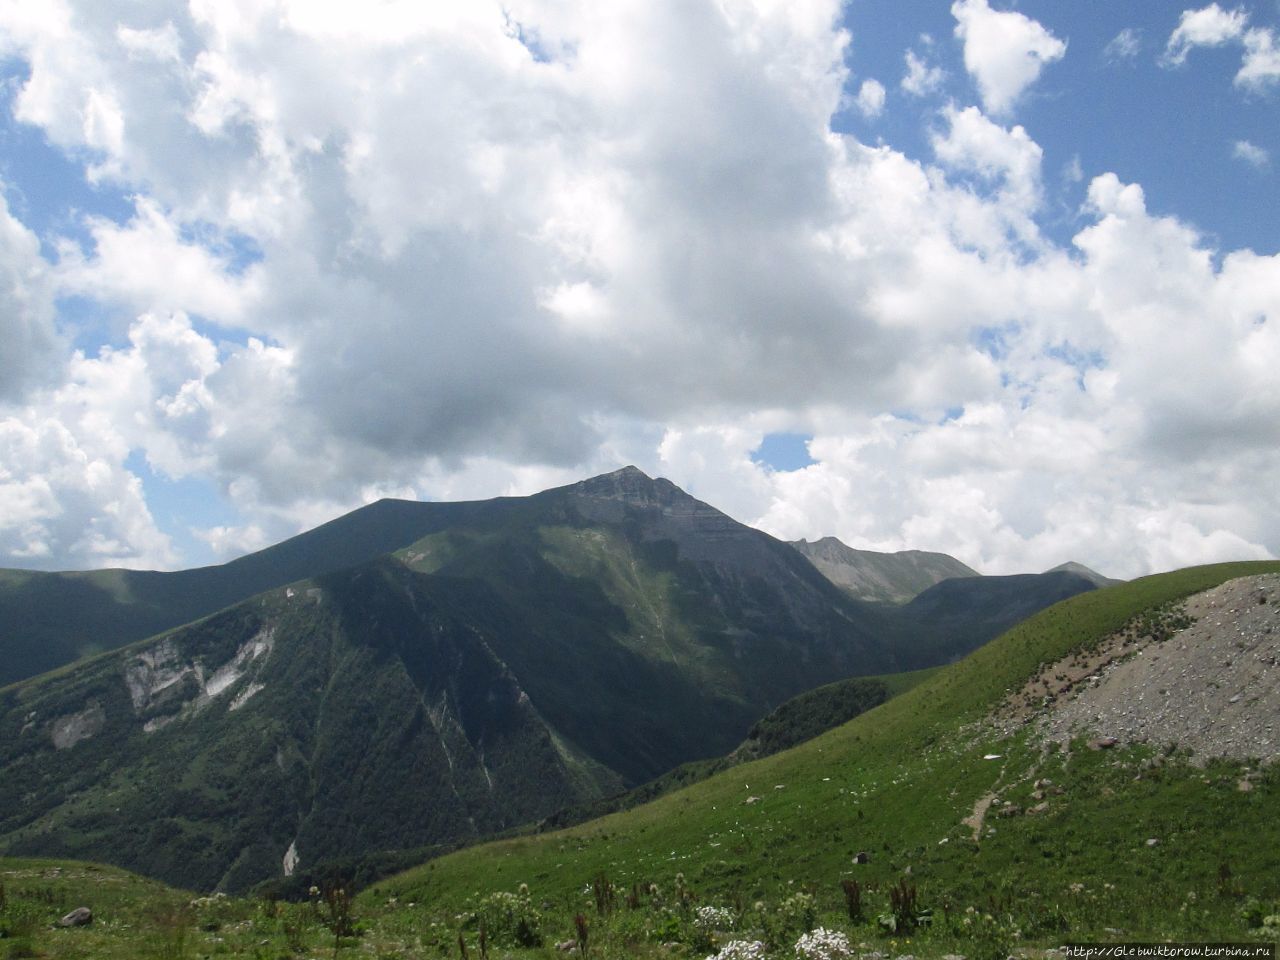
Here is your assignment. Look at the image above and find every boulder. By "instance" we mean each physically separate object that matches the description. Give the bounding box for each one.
[59,907,93,927]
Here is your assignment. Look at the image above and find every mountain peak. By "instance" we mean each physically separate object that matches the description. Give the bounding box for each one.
[603,464,652,482]
[570,465,669,503]
[1045,561,1122,588]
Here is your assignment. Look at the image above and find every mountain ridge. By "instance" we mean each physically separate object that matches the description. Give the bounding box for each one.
[0,468,1102,892]
[790,535,980,604]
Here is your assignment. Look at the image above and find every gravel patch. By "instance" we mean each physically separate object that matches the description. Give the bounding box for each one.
[1031,574,1280,762]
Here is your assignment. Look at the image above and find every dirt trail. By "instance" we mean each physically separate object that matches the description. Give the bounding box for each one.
[963,792,997,841]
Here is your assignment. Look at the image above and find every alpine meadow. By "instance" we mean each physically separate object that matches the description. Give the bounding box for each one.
[2,1,1280,960]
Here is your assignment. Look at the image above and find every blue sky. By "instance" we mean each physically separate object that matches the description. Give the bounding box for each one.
[837,0,1279,252]
[0,0,1277,578]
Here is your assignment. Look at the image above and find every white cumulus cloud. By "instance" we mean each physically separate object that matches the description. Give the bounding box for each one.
[951,0,1066,116]
[0,0,1275,579]
[1233,139,1270,167]
[0,191,61,401]
[1164,4,1249,65]
[1163,5,1280,90]
[901,48,946,97]
[1238,26,1280,89]
[854,78,886,118]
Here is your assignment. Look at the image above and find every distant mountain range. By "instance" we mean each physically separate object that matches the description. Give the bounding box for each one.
[0,467,1104,892]
[790,537,979,603]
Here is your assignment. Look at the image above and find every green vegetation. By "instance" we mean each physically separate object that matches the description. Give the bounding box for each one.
[538,668,939,832]
[9,467,1075,896]
[0,464,1241,929]
[0,497,472,689]
[2,563,1279,958]
[367,561,1280,954]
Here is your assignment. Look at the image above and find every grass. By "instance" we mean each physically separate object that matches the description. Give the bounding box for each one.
[5,561,1280,959]
[363,561,1280,953]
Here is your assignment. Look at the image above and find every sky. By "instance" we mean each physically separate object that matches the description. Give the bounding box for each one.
[0,0,1278,580]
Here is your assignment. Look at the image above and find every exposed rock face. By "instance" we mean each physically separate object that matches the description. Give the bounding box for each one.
[49,701,106,750]
[124,627,275,729]
[283,840,299,877]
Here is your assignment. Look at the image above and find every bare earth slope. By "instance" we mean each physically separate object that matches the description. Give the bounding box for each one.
[1002,573,1280,760]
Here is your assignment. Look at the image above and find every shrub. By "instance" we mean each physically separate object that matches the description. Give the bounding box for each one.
[778,892,816,934]
[876,879,929,934]
[464,889,543,948]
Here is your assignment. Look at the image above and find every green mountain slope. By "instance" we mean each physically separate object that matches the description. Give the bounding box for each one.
[0,497,486,688]
[0,469,902,892]
[380,560,1280,949]
[0,560,622,892]
[893,569,1103,664]
[791,537,979,603]
[1045,559,1124,589]
[0,468,1107,896]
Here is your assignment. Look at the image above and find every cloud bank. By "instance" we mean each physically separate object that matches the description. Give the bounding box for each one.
[0,0,1276,579]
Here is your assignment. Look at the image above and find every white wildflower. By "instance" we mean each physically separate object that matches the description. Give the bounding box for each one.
[794,926,854,960]
[708,940,768,960]
[696,905,736,931]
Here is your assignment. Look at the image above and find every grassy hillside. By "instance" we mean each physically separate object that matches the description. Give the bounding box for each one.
[4,563,1279,960]
[363,561,1280,957]
[537,667,940,833]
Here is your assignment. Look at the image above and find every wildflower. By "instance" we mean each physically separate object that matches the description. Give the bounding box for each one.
[794,927,854,960]
[695,905,735,932]
[708,940,768,960]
